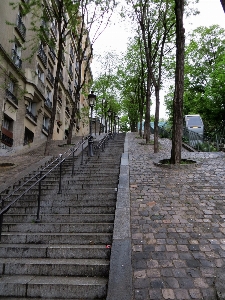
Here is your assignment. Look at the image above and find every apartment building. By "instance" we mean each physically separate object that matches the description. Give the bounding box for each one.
[0,0,92,155]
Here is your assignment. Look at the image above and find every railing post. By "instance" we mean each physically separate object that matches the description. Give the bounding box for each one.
[36,171,42,223]
[58,154,63,194]
[81,137,84,165]
[72,149,75,176]
[0,195,3,241]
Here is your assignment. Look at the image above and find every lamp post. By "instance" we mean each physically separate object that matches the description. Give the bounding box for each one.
[107,109,112,138]
[88,91,96,156]
[114,115,118,135]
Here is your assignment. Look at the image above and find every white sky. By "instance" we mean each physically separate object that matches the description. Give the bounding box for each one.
[91,0,225,119]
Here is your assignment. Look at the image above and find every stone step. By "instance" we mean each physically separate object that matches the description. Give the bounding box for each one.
[9,205,116,214]
[1,232,112,245]
[0,244,111,259]
[5,197,116,210]
[1,257,109,277]
[2,222,114,233]
[3,213,115,223]
[2,189,117,200]
[0,275,107,299]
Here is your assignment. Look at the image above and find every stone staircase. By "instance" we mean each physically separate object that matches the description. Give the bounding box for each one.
[0,133,126,299]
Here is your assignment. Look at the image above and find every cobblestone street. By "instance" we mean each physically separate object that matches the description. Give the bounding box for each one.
[128,132,225,299]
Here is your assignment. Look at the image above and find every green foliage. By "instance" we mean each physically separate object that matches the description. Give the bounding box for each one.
[165,25,225,133]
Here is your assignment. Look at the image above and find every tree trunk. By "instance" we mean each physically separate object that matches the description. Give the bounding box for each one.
[171,0,185,164]
[154,86,160,153]
[144,76,151,143]
[44,5,63,155]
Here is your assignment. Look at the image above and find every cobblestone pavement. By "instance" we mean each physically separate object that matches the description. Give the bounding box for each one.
[128,132,225,300]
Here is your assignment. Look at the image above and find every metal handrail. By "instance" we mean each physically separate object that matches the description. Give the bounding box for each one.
[0,135,93,239]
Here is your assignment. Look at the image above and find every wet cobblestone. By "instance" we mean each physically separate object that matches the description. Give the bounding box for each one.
[128,132,225,300]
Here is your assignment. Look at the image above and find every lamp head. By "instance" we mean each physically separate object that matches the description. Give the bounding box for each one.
[88,91,96,107]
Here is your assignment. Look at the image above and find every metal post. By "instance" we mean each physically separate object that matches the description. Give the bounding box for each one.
[58,154,63,194]
[36,171,42,223]
[88,106,94,156]
[72,149,75,176]
[0,195,3,241]
[81,136,84,165]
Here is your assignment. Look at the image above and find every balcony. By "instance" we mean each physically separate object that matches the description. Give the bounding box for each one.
[12,49,22,69]
[26,108,37,123]
[45,98,52,110]
[38,47,47,68]
[47,69,54,85]
[51,24,58,39]
[6,89,18,107]
[1,127,13,147]
[65,106,70,115]
[16,15,26,40]
[58,95,62,106]
[49,47,56,62]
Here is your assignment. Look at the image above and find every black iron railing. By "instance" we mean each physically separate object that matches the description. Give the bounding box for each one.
[16,15,26,39]
[47,69,54,85]
[38,47,47,67]
[26,108,37,123]
[6,89,18,106]
[1,133,13,147]
[0,134,110,240]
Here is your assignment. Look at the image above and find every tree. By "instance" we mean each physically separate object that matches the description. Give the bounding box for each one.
[170,0,185,164]
[125,0,176,152]
[165,25,225,133]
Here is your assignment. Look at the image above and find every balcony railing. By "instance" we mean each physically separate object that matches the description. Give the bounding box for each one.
[45,98,52,110]
[6,89,18,106]
[16,15,26,39]
[1,127,13,147]
[12,49,22,69]
[26,108,37,123]
[58,96,62,106]
[38,47,47,67]
[47,69,54,85]
[49,47,56,62]
[51,24,58,38]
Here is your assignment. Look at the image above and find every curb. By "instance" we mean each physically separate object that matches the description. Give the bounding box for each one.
[107,133,133,300]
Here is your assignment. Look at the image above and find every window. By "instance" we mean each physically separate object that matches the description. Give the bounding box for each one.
[46,88,52,101]
[37,65,44,83]
[43,116,49,131]
[12,40,22,68]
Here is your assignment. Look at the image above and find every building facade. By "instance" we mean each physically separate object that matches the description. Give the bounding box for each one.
[0,0,92,155]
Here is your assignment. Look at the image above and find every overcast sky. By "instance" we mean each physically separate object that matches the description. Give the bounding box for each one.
[91,0,225,118]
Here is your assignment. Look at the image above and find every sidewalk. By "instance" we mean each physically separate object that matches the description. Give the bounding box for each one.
[127,132,225,300]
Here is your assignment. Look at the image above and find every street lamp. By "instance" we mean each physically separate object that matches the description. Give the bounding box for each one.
[107,109,112,138]
[88,91,96,156]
